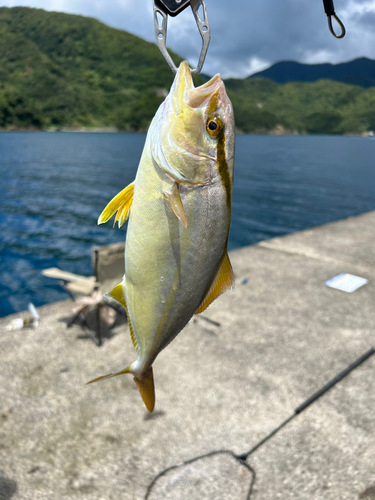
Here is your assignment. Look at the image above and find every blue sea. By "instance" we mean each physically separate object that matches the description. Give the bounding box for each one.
[1,132,374,317]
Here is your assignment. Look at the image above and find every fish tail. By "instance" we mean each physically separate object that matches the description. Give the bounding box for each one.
[86,365,155,413]
[86,366,131,384]
[134,367,155,413]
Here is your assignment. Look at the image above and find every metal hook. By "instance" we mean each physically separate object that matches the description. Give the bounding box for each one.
[153,0,210,75]
[328,13,346,39]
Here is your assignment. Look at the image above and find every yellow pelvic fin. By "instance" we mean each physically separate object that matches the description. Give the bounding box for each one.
[86,365,131,385]
[163,182,187,228]
[107,283,138,351]
[134,367,155,413]
[98,181,135,228]
[195,252,235,314]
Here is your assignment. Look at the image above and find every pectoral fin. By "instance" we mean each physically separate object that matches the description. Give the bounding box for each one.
[163,182,187,228]
[195,252,235,314]
[98,181,135,227]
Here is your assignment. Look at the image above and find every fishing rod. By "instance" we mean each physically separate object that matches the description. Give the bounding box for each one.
[153,0,346,75]
[144,345,375,499]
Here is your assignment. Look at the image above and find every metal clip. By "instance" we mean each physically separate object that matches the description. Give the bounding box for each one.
[153,0,210,75]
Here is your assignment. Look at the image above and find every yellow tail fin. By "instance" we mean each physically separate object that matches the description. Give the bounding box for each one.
[86,365,155,413]
[86,366,131,384]
[134,367,155,413]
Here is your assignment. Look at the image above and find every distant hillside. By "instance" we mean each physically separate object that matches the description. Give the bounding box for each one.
[1,7,375,135]
[225,77,375,134]
[248,58,375,88]
[0,6,200,130]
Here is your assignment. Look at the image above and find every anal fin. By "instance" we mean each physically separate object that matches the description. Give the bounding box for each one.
[195,252,235,314]
[98,181,135,228]
[163,182,187,228]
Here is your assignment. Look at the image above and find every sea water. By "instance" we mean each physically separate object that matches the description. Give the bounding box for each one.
[0,132,374,316]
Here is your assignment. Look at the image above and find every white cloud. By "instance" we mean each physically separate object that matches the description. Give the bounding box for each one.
[303,49,336,65]
[243,57,272,77]
[341,0,375,17]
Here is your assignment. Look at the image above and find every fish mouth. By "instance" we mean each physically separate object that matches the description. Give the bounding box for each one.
[173,61,225,111]
[188,73,224,109]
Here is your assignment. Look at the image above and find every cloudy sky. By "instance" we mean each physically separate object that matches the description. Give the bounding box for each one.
[0,0,374,78]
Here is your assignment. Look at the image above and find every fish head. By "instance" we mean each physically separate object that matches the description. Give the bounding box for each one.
[153,61,235,185]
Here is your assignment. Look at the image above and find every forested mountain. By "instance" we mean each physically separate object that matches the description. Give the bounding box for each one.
[248,58,375,88]
[0,6,188,130]
[225,77,375,134]
[1,7,375,134]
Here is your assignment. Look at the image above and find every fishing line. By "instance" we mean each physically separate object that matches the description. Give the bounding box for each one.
[144,346,375,499]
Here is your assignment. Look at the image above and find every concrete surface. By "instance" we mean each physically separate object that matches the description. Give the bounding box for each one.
[0,211,374,500]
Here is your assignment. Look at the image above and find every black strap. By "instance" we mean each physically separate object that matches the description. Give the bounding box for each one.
[323,0,336,16]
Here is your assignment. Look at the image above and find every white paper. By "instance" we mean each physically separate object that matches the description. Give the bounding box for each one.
[325,273,368,293]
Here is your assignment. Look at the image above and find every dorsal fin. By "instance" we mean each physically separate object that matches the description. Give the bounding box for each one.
[98,181,135,228]
[107,283,138,351]
[195,252,235,314]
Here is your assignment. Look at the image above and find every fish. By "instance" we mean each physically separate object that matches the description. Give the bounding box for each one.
[87,61,235,412]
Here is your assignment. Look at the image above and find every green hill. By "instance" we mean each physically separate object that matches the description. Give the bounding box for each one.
[225,77,375,134]
[0,6,194,130]
[1,7,375,134]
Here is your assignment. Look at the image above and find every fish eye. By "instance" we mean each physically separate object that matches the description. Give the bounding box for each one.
[206,116,223,138]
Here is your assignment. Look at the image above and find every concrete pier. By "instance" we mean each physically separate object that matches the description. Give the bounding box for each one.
[0,211,374,500]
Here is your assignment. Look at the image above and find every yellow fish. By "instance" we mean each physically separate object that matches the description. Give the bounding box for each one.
[88,61,235,412]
